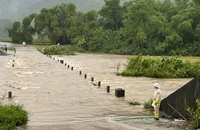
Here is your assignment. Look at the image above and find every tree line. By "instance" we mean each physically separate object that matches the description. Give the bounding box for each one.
[7,0,200,56]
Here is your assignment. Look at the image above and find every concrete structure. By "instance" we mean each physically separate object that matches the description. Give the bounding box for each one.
[160,75,200,118]
[0,49,7,56]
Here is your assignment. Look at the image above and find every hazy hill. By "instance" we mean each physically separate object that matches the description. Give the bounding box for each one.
[0,0,175,38]
[0,0,130,21]
[0,19,12,38]
[0,0,130,37]
[0,0,176,22]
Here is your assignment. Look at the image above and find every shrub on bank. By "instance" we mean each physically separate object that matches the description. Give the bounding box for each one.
[0,104,28,130]
[120,56,200,78]
[143,99,154,112]
[42,45,75,55]
[129,100,141,106]
[187,99,200,129]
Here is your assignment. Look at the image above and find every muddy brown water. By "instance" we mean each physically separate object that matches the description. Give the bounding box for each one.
[0,43,192,130]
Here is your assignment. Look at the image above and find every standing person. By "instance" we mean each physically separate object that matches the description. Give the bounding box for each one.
[152,83,162,120]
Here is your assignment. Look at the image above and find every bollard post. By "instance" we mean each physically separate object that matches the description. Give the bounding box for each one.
[106,86,110,93]
[65,63,67,66]
[68,65,70,68]
[71,67,73,71]
[12,64,14,67]
[8,91,12,98]
[98,81,101,87]
[79,71,82,75]
[60,60,64,64]
[84,74,87,79]
[91,77,94,82]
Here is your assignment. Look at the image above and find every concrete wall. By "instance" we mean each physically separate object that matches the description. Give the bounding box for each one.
[160,75,200,118]
[0,49,7,56]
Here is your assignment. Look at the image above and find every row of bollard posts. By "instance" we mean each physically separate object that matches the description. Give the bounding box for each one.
[12,54,16,67]
[47,55,125,97]
[9,51,16,99]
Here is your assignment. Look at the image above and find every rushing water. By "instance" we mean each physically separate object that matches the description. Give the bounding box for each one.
[0,43,192,130]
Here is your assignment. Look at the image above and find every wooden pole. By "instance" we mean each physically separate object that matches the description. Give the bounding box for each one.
[8,91,12,98]
[106,86,110,93]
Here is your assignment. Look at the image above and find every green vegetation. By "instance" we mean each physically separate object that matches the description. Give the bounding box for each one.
[120,55,200,78]
[187,99,200,129]
[7,47,16,52]
[143,99,154,112]
[42,45,75,55]
[0,38,11,42]
[129,100,141,106]
[0,103,28,130]
[32,37,51,45]
[5,0,200,56]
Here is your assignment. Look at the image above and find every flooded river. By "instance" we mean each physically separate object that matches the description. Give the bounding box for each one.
[0,43,192,130]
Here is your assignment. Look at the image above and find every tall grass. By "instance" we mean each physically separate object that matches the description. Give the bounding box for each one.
[120,55,200,78]
[0,103,28,130]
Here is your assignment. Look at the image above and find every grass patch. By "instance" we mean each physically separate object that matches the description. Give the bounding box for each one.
[187,99,200,129]
[0,103,28,130]
[120,55,200,78]
[32,36,51,44]
[42,45,75,55]
[143,99,154,112]
[129,100,141,106]
[7,47,16,51]
[31,44,50,51]
[0,38,11,42]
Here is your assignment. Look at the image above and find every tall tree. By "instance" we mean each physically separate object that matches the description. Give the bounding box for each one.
[122,0,168,54]
[99,0,123,30]
[8,21,22,43]
[34,3,78,44]
[8,13,36,44]
[21,13,36,43]
[34,8,49,40]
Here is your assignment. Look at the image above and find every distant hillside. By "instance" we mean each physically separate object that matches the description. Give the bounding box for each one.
[0,0,130,22]
[0,0,177,22]
[0,0,130,38]
[0,0,176,38]
[0,19,12,38]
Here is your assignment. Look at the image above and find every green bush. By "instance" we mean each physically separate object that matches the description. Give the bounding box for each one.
[0,104,28,130]
[120,55,200,78]
[187,99,200,129]
[43,45,75,55]
[143,99,154,112]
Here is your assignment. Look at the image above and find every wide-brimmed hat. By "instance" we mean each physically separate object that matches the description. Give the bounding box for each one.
[153,83,160,89]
